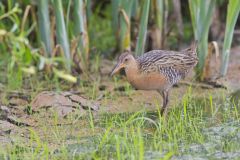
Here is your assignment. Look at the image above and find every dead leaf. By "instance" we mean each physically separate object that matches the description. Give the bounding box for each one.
[31,91,73,110]
[31,91,99,117]
[0,120,15,132]
[68,94,99,111]
[9,97,28,106]
[0,106,10,120]
[6,116,31,126]
[55,106,75,117]
[1,105,31,126]
[0,120,20,145]
[202,41,221,81]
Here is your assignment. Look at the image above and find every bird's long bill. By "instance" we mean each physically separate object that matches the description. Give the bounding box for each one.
[110,62,124,76]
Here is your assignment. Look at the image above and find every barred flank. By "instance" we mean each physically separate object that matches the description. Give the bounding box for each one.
[137,45,198,85]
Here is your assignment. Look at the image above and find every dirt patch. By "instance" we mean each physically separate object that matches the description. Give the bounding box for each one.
[97,84,226,114]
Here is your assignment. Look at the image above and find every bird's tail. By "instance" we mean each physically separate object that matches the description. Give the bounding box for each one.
[190,40,198,55]
[181,40,198,57]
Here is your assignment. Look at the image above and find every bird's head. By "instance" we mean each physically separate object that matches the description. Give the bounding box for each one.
[110,52,135,76]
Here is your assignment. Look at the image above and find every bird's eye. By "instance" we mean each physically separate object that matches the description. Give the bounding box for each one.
[124,58,128,62]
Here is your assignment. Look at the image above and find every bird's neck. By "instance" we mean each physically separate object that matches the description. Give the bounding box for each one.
[125,61,140,82]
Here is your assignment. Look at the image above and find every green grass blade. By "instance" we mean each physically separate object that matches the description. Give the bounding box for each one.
[151,0,164,49]
[135,0,150,55]
[131,0,139,19]
[200,0,215,36]
[86,0,92,19]
[111,0,121,52]
[66,0,72,29]
[220,0,240,76]
[119,0,134,52]
[111,0,120,34]
[73,0,89,62]
[37,0,52,57]
[188,0,197,38]
[53,0,71,70]
[188,0,215,80]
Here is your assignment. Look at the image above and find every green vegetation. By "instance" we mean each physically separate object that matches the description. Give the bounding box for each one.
[152,0,164,49]
[73,0,89,66]
[188,0,216,79]
[189,0,240,79]
[0,83,239,159]
[37,0,52,56]
[0,0,240,159]
[53,0,71,70]
[1,0,239,84]
[220,0,240,76]
[135,0,150,55]
[112,0,134,52]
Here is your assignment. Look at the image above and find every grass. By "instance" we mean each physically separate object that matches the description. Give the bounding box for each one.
[0,73,239,159]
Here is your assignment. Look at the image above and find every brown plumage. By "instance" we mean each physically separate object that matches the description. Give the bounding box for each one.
[111,41,198,115]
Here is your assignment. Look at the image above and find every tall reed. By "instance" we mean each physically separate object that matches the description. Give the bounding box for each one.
[53,0,71,70]
[119,0,134,52]
[73,0,89,65]
[111,0,120,42]
[37,0,52,57]
[189,0,216,80]
[135,0,150,55]
[220,0,240,76]
[150,0,164,49]
[112,0,134,52]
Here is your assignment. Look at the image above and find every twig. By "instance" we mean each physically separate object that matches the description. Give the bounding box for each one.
[178,80,227,89]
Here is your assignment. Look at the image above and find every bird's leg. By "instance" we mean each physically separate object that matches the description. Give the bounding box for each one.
[158,90,169,115]
[164,91,169,115]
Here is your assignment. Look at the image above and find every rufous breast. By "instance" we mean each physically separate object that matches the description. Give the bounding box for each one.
[126,72,169,91]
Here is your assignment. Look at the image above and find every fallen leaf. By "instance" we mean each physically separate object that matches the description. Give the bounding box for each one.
[0,106,10,120]
[202,41,221,81]
[31,91,99,117]
[31,91,73,110]
[9,97,28,106]
[1,106,31,126]
[0,120,15,132]
[7,116,31,126]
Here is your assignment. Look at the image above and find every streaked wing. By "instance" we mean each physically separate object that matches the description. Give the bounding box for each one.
[137,50,198,84]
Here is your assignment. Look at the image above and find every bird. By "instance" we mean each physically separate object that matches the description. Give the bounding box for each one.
[110,41,198,115]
